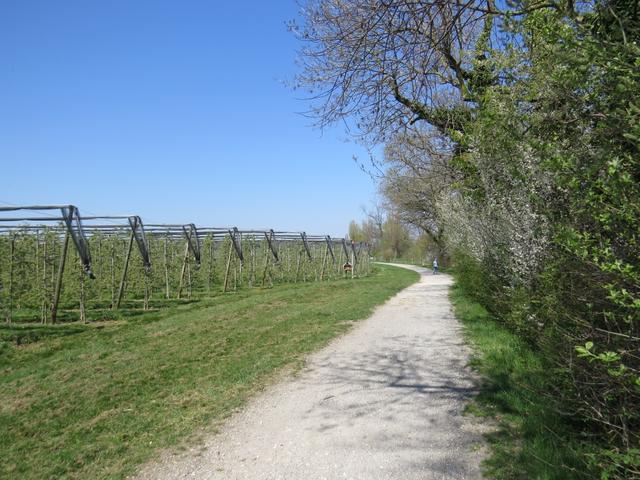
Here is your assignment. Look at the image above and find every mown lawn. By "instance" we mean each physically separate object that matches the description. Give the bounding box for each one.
[0,264,418,479]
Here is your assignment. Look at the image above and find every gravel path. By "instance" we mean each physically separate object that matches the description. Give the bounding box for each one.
[134,265,486,480]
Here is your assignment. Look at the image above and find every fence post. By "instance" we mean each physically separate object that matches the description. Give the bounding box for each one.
[115,229,135,309]
[51,231,70,323]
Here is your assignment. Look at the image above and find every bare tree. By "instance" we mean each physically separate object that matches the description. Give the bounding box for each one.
[379,123,456,249]
[361,202,385,237]
[292,0,500,143]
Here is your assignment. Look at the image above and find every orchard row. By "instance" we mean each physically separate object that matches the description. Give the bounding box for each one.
[0,205,370,323]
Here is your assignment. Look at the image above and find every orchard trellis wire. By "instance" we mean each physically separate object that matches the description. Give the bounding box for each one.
[0,205,371,324]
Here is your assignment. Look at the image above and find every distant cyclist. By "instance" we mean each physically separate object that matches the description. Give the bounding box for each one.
[432,258,438,275]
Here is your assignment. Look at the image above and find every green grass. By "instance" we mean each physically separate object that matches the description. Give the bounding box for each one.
[0,264,418,480]
[450,283,595,479]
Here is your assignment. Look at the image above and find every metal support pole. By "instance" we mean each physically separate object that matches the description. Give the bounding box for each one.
[228,227,244,263]
[325,236,335,262]
[300,232,313,261]
[264,229,279,261]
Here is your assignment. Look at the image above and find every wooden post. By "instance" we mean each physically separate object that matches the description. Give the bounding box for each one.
[233,261,238,291]
[115,230,135,309]
[207,236,214,293]
[79,260,87,323]
[286,246,291,277]
[51,231,70,324]
[262,250,270,286]
[41,233,48,323]
[144,273,150,310]
[239,232,243,288]
[164,235,170,299]
[223,241,233,293]
[35,230,40,305]
[186,260,192,299]
[250,237,256,288]
[110,241,116,307]
[343,250,348,278]
[96,235,102,278]
[147,239,153,299]
[177,240,190,299]
[144,237,151,310]
[295,250,302,283]
[351,249,355,279]
[320,244,328,281]
[7,234,16,323]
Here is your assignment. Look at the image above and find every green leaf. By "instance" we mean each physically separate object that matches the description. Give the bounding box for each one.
[596,351,621,363]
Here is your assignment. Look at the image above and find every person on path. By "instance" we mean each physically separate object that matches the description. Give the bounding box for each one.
[432,258,439,275]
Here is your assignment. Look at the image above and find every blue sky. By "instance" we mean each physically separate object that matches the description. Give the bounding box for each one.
[0,1,378,237]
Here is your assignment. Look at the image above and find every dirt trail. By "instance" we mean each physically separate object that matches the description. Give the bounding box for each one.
[134,265,486,480]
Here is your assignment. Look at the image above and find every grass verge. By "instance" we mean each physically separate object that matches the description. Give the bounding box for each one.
[450,282,595,479]
[0,264,418,480]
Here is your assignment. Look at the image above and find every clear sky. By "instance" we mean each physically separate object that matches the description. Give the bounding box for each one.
[0,1,378,237]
